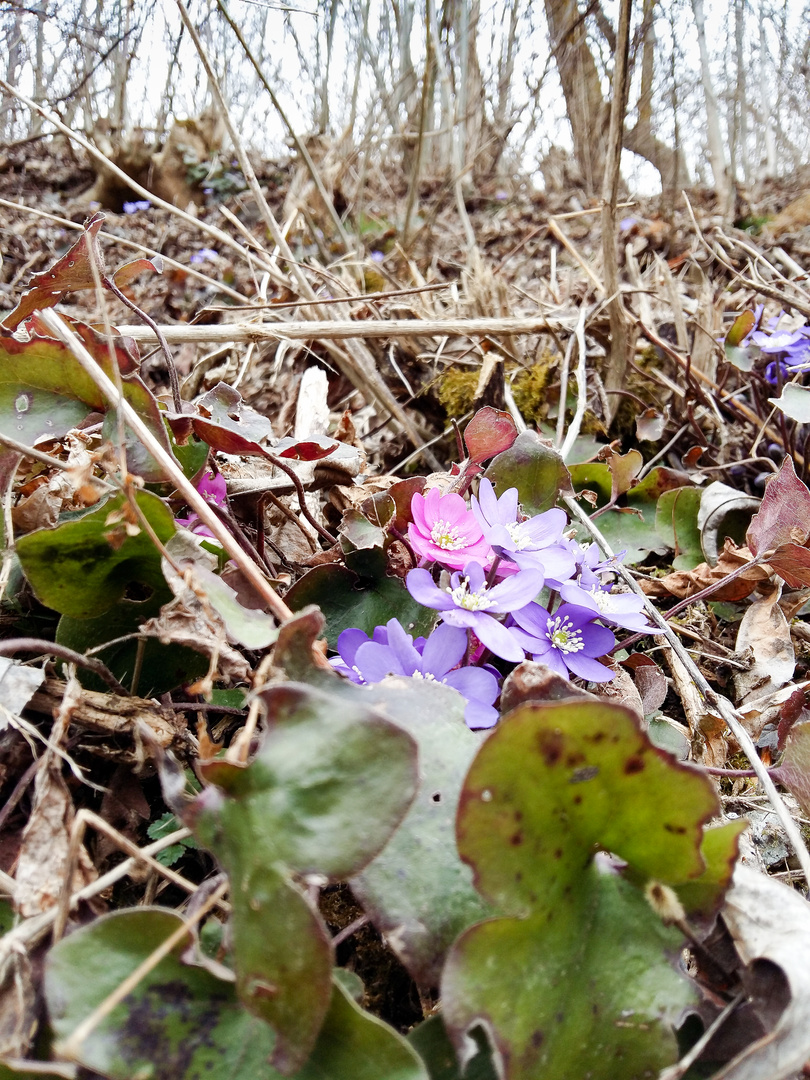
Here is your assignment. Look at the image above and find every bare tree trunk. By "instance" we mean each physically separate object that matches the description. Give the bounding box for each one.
[602,0,634,425]
[544,0,610,194]
[427,0,454,173]
[758,3,777,175]
[623,0,690,191]
[733,0,750,182]
[691,0,733,216]
[491,0,521,173]
[1,7,23,137]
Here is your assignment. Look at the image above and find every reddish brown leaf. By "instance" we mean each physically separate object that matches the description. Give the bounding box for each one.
[3,212,106,331]
[463,407,517,464]
[747,456,810,556]
[641,540,769,601]
[112,255,163,290]
[605,448,643,502]
[765,542,810,589]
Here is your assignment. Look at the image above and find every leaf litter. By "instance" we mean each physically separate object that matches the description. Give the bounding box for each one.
[4,140,810,1080]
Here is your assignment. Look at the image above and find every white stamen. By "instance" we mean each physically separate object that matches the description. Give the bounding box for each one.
[505,521,533,550]
[546,615,585,654]
[450,576,494,611]
[430,519,467,550]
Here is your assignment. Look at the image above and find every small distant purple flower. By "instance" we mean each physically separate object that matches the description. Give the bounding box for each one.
[509,602,616,682]
[331,619,500,728]
[191,247,219,264]
[495,190,508,201]
[471,478,575,584]
[559,581,662,633]
[123,200,151,214]
[620,216,638,231]
[569,541,622,588]
[370,250,385,263]
[409,488,493,570]
[175,468,228,536]
[407,560,542,663]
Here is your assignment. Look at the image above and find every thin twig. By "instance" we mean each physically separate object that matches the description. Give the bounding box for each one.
[0,638,129,695]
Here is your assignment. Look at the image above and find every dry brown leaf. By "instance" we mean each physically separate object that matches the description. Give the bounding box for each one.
[591,665,646,727]
[708,864,810,1080]
[733,583,795,706]
[14,714,96,918]
[140,598,250,684]
[641,540,769,601]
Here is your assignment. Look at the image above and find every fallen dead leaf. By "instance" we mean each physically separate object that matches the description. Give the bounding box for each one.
[733,583,795,706]
[14,695,95,918]
[641,540,769,602]
[706,864,810,1080]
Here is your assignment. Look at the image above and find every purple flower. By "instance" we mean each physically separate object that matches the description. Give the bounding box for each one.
[123,200,151,214]
[191,247,219,264]
[471,478,576,584]
[408,487,493,570]
[406,560,542,663]
[370,250,385,263]
[175,468,228,536]
[559,581,662,633]
[331,619,500,728]
[569,541,622,588]
[509,602,616,682]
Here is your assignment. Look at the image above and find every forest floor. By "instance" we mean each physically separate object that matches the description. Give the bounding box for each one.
[3,135,810,1078]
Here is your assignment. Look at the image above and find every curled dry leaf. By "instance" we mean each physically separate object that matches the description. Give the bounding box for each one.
[732,583,795,706]
[14,704,96,918]
[705,865,810,1080]
[641,539,769,602]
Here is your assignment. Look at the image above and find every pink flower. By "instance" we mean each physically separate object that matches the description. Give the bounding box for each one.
[408,487,493,570]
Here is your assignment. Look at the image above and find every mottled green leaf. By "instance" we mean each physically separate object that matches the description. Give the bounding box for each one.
[16,490,175,619]
[188,682,418,1072]
[352,679,493,986]
[45,908,278,1080]
[484,431,571,515]
[442,700,728,1080]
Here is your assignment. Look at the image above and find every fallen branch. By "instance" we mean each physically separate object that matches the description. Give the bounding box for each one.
[114,314,578,345]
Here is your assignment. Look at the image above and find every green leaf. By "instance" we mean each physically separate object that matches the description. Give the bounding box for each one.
[0,324,173,481]
[43,908,427,1080]
[484,431,571,515]
[188,682,418,1072]
[44,907,278,1080]
[351,680,493,986]
[408,1015,498,1080]
[655,487,703,570]
[568,465,689,564]
[295,979,427,1080]
[56,596,209,695]
[285,565,437,650]
[339,509,388,579]
[16,490,174,619]
[443,871,695,1080]
[441,700,728,1080]
[146,812,199,867]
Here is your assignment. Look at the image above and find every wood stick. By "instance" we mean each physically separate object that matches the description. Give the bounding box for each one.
[114,314,577,345]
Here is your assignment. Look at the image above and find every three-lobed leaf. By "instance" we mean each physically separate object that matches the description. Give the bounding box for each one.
[441,700,741,1080]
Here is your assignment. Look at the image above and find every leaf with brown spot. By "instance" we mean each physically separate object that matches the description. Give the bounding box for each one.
[442,700,738,1080]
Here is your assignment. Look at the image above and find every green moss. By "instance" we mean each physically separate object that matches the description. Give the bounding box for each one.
[511,354,558,424]
[438,367,479,418]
